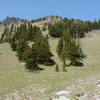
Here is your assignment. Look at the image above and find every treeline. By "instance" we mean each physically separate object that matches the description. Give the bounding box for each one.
[1,23,55,70]
[48,18,100,38]
[31,16,61,23]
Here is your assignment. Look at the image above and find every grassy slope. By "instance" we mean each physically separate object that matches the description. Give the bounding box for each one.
[0,33,100,99]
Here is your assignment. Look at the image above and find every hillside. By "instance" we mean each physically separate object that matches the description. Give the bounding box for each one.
[0,17,28,27]
[0,16,62,38]
[0,30,100,100]
[0,16,100,100]
[0,17,29,37]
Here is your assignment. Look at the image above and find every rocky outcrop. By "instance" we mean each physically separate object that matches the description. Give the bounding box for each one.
[0,17,28,27]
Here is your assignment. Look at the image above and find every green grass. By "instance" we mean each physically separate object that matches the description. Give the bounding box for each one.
[0,33,100,99]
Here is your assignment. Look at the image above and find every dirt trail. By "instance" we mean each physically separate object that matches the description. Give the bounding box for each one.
[48,38,62,65]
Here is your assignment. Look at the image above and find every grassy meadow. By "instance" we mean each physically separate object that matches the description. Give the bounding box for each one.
[0,33,100,99]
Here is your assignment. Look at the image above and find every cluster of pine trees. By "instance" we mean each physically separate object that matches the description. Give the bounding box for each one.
[48,18,100,38]
[57,31,84,71]
[1,23,55,70]
[1,17,100,72]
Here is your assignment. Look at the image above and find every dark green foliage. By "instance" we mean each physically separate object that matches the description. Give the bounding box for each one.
[66,39,83,65]
[6,23,55,70]
[24,36,54,70]
[9,24,42,43]
[16,39,29,61]
[25,59,38,70]
[32,26,43,42]
[18,24,28,41]
[62,64,67,72]
[57,32,83,66]
[0,40,3,43]
[25,48,39,70]
[48,22,63,38]
[10,35,17,51]
[27,24,34,41]
[32,34,55,66]
[48,18,100,38]
[23,47,32,61]
[55,64,60,72]
[2,17,96,71]
[28,25,42,42]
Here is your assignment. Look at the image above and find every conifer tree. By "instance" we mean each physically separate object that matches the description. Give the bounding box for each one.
[27,24,35,41]
[16,39,29,61]
[32,34,55,66]
[57,31,83,66]
[24,31,55,71]
[25,47,38,70]
[10,35,17,51]
[19,24,28,41]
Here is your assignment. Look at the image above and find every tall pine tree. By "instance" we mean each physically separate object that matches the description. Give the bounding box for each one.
[32,33,55,66]
[57,31,83,67]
